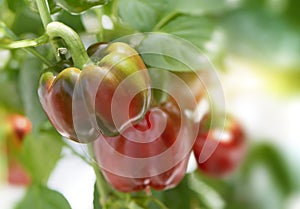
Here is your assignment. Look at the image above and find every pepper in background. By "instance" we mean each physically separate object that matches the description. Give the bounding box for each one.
[38,42,151,142]
[193,114,247,177]
[6,114,32,186]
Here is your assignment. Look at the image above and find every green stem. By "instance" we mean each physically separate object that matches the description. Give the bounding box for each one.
[26,48,52,66]
[93,162,109,209]
[0,21,52,66]
[0,35,49,49]
[35,0,62,61]
[88,144,110,209]
[94,8,104,42]
[62,141,110,209]
[152,11,180,31]
[150,196,169,209]
[35,0,52,28]
[60,139,92,165]
[46,22,90,69]
[111,0,119,19]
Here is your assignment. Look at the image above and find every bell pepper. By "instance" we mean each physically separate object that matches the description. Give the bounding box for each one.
[93,101,193,192]
[38,42,151,142]
[6,114,32,186]
[193,114,247,177]
[39,67,80,141]
[53,0,108,14]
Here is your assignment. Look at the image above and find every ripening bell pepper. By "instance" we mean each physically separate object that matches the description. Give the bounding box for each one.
[82,42,151,137]
[93,101,193,192]
[38,42,151,143]
[193,114,246,177]
[53,0,108,14]
[39,67,80,141]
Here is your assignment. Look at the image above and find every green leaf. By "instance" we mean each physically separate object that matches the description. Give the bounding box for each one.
[128,201,145,209]
[93,182,102,209]
[192,171,231,201]
[11,7,43,36]
[188,173,225,209]
[20,131,63,184]
[6,0,27,12]
[118,0,168,32]
[285,0,300,26]
[135,33,212,72]
[148,191,163,209]
[55,11,85,32]
[170,0,231,16]
[15,184,71,209]
[227,143,294,209]
[18,55,46,133]
[159,15,216,50]
[158,176,201,209]
[118,0,229,32]
[0,70,23,111]
[241,143,293,195]
[162,181,193,208]
[148,68,170,104]
[222,9,300,70]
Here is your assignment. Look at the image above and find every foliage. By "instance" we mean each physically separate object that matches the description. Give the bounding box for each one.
[0,0,299,208]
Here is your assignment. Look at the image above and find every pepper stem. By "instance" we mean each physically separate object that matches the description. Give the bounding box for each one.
[0,35,49,49]
[35,0,62,61]
[46,22,90,69]
[35,0,52,28]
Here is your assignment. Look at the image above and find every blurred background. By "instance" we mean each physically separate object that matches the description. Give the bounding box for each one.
[1,0,300,208]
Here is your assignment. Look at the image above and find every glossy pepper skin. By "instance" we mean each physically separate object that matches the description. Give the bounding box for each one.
[39,68,80,141]
[82,42,151,137]
[54,0,108,14]
[93,101,191,192]
[193,114,246,177]
[38,42,151,142]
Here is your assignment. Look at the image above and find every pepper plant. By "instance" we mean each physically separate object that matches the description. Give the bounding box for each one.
[0,0,297,209]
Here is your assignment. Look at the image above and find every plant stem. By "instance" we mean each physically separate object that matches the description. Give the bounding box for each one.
[26,48,52,66]
[62,140,110,209]
[152,11,180,31]
[0,21,52,66]
[94,8,104,42]
[88,144,113,209]
[150,196,169,209]
[0,35,49,49]
[92,162,109,209]
[111,0,119,19]
[46,22,90,69]
[35,0,52,28]
[35,0,61,61]
[60,139,92,165]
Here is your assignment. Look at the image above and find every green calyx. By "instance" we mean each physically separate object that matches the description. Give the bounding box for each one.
[46,22,90,69]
